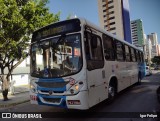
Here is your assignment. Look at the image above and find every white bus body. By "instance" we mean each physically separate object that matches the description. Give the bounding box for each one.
[30,18,145,110]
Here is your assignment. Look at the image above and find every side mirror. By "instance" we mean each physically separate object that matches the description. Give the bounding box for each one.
[91,36,97,49]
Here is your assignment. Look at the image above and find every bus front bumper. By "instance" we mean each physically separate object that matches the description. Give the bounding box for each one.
[30,90,89,110]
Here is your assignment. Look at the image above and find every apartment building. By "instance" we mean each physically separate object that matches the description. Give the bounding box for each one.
[98,0,132,43]
[147,33,159,58]
[130,19,144,48]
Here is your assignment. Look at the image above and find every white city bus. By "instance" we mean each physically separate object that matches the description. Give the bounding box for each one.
[30,18,145,110]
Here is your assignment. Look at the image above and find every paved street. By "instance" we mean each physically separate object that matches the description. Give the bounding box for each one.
[0,70,160,121]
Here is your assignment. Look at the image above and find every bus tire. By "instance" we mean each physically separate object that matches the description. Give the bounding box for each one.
[108,80,117,102]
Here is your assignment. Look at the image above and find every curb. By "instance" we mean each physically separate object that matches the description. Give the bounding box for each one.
[0,99,30,108]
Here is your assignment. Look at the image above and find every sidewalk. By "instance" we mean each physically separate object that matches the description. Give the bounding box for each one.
[0,91,30,108]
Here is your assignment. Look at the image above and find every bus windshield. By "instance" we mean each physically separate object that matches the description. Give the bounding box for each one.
[30,34,82,78]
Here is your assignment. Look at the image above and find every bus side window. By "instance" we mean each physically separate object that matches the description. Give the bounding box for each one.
[131,47,136,62]
[125,45,131,62]
[138,51,141,62]
[115,40,124,61]
[92,37,103,60]
[141,52,144,62]
[134,49,137,62]
[128,46,132,61]
[102,34,115,60]
[85,31,104,70]
[84,32,91,60]
[136,50,140,62]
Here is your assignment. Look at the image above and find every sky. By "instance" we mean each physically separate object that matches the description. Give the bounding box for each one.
[47,0,160,43]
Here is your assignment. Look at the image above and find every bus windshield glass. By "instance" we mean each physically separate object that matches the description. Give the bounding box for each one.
[31,34,82,78]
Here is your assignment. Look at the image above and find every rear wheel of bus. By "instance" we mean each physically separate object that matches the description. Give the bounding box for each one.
[108,79,117,102]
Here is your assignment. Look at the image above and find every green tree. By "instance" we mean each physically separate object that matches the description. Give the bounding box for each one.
[151,56,160,65]
[0,0,60,101]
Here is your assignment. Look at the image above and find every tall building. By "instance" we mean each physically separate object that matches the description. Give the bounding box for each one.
[97,0,132,44]
[147,33,159,58]
[145,37,152,64]
[130,19,145,48]
[143,34,147,59]
[158,44,160,56]
[147,33,158,46]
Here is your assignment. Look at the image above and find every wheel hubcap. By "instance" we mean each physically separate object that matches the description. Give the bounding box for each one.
[109,86,115,97]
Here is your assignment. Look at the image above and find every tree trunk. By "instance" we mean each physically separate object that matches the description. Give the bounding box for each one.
[1,75,10,101]
[1,64,13,101]
[2,89,8,101]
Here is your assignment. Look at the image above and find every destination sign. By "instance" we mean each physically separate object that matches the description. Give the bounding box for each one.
[32,19,81,42]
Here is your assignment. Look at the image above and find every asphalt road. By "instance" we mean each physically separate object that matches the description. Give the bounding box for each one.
[1,70,160,121]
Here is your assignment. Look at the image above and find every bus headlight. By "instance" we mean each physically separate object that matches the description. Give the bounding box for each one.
[69,82,83,94]
[30,83,37,93]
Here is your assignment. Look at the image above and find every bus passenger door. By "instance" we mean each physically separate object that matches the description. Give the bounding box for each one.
[84,31,106,107]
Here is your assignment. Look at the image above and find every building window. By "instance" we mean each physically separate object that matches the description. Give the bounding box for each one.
[131,27,137,29]
[132,37,137,40]
[132,29,137,32]
[109,27,116,31]
[103,9,106,12]
[103,4,106,7]
[107,6,114,10]
[132,35,138,37]
[109,22,115,25]
[108,0,113,4]
[131,21,136,24]
[107,11,114,15]
[108,16,115,20]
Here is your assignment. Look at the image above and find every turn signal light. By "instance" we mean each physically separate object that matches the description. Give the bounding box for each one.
[30,95,37,101]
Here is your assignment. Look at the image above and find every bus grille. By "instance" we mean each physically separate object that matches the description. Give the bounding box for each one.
[40,90,64,94]
[36,81,69,88]
[43,98,61,103]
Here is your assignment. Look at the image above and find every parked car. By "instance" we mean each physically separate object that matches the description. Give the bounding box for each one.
[146,66,152,76]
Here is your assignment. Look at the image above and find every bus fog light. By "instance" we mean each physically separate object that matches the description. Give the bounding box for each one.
[70,89,74,94]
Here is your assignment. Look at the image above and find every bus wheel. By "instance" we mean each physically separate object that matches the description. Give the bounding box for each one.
[108,85,116,102]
